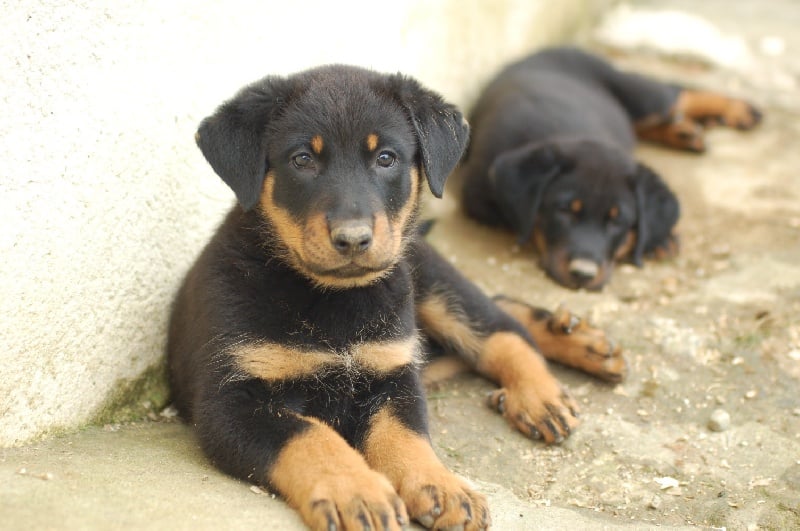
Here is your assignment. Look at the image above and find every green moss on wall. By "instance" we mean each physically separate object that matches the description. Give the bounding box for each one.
[91,361,171,425]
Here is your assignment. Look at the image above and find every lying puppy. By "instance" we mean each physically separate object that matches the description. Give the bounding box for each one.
[459,46,762,290]
[168,65,625,531]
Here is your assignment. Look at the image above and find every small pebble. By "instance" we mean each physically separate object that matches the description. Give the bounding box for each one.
[708,408,731,432]
[649,494,662,510]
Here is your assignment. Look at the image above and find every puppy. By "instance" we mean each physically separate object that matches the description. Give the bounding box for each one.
[459,47,762,290]
[168,64,623,531]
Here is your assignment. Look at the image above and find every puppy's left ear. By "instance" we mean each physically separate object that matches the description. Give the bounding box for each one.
[630,163,680,265]
[387,75,469,198]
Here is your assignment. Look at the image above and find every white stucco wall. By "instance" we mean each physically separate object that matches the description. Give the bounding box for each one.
[0,0,601,446]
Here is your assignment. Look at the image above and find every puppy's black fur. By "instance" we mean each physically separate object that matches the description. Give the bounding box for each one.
[168,65,628,531]
[460,47,762,290]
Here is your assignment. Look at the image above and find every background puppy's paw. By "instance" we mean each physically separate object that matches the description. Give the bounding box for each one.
[723,100,763,130]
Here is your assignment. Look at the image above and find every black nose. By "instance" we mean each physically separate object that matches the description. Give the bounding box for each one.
[330,221,373,256]
[568,258,599,286]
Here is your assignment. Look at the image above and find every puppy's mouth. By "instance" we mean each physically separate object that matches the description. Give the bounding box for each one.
[289,249,399,288]
[307,259,395,279]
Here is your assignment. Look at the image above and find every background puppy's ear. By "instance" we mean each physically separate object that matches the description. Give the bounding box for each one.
[196,77,288,210]
[630,162,680,265]
[490,143,563,244]
[387,75,469,198]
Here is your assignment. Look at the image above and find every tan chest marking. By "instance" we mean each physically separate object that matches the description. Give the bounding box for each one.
[231,336,421,381]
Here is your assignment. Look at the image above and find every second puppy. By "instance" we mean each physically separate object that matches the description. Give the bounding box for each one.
[459,47,762,290]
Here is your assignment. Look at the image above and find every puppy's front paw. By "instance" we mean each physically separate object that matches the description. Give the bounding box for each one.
[400,471,490,531]
[487,379,580,444]
[548,305,628,383]
[304,470,408,531]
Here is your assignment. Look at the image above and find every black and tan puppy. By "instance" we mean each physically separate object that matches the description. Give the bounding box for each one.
[460,47,762,290]
[168,65,625,531]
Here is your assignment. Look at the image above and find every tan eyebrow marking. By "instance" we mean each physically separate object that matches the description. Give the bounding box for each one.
[310,135,324,155]
[366,133,379,151]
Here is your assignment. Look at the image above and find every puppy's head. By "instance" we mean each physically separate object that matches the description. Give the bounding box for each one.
[490,139,679,290]
[195,65,469,289]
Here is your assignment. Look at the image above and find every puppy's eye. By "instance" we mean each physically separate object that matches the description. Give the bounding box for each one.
[376,151,397,168]
[292,153,315,170]
[607,206,623,225]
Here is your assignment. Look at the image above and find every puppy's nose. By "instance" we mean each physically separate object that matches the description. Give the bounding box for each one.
[330,220,373,256]
[568,258,599,286]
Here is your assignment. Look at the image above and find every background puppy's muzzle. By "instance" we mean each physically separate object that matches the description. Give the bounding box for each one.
[568,258,599,286]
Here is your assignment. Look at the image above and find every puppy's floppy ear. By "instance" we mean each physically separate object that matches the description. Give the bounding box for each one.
[629,162,680,265]
[195,77,289,210]
[387,74,470,198]
[489,142,564,244]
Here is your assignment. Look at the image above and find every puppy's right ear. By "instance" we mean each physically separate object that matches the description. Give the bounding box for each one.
[489,142,564,244]
[195,77,289,210]
[630,162,681,265]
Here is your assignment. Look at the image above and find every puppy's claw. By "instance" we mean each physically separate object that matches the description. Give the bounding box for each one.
[565,315,580,334]
[487,390,506,414]
[417,514,435,528]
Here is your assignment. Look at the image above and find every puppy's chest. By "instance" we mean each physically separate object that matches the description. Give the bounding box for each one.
[232,267,420,382]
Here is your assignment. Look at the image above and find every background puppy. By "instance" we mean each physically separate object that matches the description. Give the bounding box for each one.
[459,46,762,290]
[169,65,623,531]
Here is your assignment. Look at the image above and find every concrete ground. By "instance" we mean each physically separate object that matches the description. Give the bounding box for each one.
[3,1,799,530]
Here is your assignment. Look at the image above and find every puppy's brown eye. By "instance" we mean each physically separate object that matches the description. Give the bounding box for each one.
[292,153,314,170]
[376,151,396,168]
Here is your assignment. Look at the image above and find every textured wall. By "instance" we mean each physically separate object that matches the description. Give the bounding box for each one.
[0,0,600,446]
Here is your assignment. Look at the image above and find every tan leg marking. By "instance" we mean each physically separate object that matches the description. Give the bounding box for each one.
[416,294,483,364]
[635,90,762,151]
[478,331,580,443]
[417,293,580,442]
[635,114,706,152]
[271,417,408,531]
[495,299,627,383]
[421,356,470,388]
[364,409,490,530]
[675,90,762,130]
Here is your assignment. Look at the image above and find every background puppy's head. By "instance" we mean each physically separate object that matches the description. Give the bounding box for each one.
[195,65,469,289]
[490,139,679,290]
